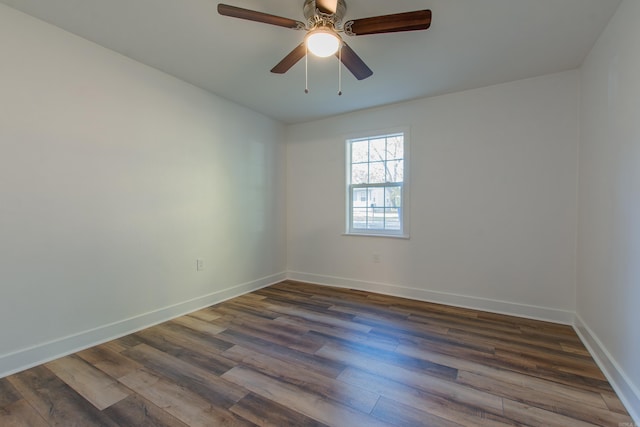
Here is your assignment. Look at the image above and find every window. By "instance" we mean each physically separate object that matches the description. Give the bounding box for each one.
[346,131,408,237]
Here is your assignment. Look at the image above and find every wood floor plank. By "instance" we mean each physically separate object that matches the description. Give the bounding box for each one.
[491,348,614,392]
[370,396,467,427]
[487,338,607,378]
[1,281,633,426]
[327,299,413,324]
[365,318,498,356]
[112,333,145,350]
[187,307,223,322]
[395,325,613,394]
[46,354,131,410]
[118,368,254,427]
[170,313,227,335]
[228,298,285,316]
[209,304,280,323]
[234,292,267,302]
[274,314,400,352]
[390,312,454,336]
[217,327,346,379]
[230,392,329,427]
[457,370,630,426]
[102,394,190,427]
[555,361,609,380]
[382,297,481,320]
[601,390,632,414]
[502,398,601,427]
[152,321,233,353]
[339,367,515,427]
[223,315,325,354]
[0,377,22,407]
[256,284,332,305]
[446,324,568,354]
[395,341,513,378]
[122,343,247,408]
[316,342,504,413]
[76,345,143,380]
[133,323,237,375]
[100,339,129,354]
[308,329,458,380]
[262,302,373,333]
[222,366,389,427]
[222,344,379,414]
[459,363,609,409]
[7,365,120,426]
[560,342,593,357]
[0,399,50,427]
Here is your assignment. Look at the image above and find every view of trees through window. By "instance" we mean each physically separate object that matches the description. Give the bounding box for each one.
[348,133,404,233]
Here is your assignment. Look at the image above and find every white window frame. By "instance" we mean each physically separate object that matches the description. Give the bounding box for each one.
[345,128,410,238]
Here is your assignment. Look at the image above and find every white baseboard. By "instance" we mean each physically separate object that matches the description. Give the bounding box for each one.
[0,272,286,379]
[573,314,640,424]
[285,271,575,324]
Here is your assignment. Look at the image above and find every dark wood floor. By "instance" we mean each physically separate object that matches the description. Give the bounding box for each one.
[0,281,633,426]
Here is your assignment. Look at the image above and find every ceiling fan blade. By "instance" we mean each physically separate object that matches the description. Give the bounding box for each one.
[337,42,373,80]
[316,0,338,15]
[217,4,305,30]
[271,43,307,74]
[345,10,432,36]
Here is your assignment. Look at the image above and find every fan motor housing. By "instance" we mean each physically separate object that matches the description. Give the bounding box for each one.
[303,0,347,22]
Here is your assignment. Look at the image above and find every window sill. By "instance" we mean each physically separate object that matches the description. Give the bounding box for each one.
[342,232,410,240]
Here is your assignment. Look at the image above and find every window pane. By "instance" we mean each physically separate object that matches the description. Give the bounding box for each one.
[352,208,367,229]
[351,140,369,163]
[369,162,385,183]
[385,208,401,230]
[351,163,368,184]
[386,136,403,160]
[385,160,404,183]
[369,187,384,208]
[385,186,402,207]
[369,138,386,162]
[352,188,367,207]
[367,208,384,229]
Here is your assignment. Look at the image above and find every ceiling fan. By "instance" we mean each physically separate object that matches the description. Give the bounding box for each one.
[217,0,432,81]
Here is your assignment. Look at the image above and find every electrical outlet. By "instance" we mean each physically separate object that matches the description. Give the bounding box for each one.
[373,253,380,264]
[196,258,204,271]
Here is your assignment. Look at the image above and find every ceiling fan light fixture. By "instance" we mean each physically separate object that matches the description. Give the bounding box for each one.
[306,28,341,57]
[218,2,432,81]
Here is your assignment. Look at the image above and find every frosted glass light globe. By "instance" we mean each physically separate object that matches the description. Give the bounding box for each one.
[306,29,341,57]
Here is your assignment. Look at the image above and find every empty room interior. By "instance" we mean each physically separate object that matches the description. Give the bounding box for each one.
[0,0,639,425]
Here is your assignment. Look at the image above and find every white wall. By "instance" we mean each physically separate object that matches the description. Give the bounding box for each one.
[286,71,579,323]
[0,4,286,376]
[577,0,640,417]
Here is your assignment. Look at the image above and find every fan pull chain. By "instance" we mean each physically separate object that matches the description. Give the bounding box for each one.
[338,43,343,96]
[305,44,309,94]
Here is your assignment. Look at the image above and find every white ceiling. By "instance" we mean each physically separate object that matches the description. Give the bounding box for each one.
[0,0,621,124]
